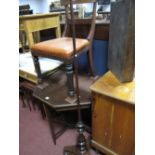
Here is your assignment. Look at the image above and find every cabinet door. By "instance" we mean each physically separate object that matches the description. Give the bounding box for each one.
[109,100,135,155]
[92,94,135,155]
[108,0,135,82]
[92,94,113,148]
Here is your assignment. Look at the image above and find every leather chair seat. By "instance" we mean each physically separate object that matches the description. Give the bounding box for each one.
[31,37,89,59]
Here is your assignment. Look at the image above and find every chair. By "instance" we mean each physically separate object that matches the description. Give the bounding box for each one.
[31,0,97,101]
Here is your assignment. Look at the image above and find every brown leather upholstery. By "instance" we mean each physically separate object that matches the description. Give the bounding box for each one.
[31,37,89,59]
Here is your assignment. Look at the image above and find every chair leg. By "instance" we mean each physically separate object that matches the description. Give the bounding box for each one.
[65,63,75,97]
[87,47,95,76]
[33,55,43,84]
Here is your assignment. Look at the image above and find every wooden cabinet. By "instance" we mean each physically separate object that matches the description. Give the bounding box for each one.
[90,71,135,155]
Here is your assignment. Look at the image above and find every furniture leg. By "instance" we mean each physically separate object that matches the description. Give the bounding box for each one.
[38,101,46,119]
[19,30,27,53]
[63,144,90,155]
[65,63,75,97]
[20,91,26,108]
[87,47,94,76]
[24,90,31,111]
[30,92,36,111]
[33,31,40,43]
[55,26,61,38]
[43,104,57,145]
[33,56,43,84]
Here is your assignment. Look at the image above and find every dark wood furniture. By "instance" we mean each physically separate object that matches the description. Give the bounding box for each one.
[19,81,36,111]
[19,81,47,119]
[108,0,135,82]
[31,0,98,148]
[31,0,97,100]
[60,19,109,41]
[40,19,109,42]
[90,71,135,155]
[33,70,96,144]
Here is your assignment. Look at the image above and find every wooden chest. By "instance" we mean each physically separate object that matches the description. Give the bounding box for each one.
[90,71,135,155]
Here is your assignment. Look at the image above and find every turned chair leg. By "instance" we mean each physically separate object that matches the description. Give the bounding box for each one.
[65,63,75,97]
[33,55,43,84]
[87,47,95,77]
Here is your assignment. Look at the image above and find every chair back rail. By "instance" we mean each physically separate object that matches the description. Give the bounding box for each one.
[62,0,96,44]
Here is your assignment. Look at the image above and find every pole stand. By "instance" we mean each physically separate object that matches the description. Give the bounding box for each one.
[63,0,91,154]
[63,122,90,155]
